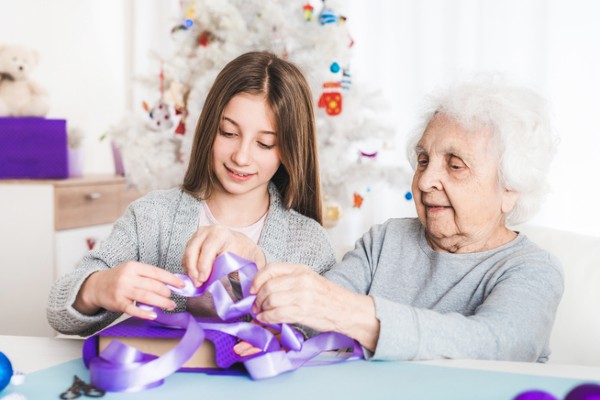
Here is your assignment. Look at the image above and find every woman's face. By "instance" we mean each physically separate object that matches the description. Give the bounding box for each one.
[212,93,281,199]
[411,113,518,253]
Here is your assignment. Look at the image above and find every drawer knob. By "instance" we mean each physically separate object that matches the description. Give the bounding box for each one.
[86,192,102,201]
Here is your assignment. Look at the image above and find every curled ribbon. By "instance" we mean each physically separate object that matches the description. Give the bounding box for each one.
[83,252,363,392]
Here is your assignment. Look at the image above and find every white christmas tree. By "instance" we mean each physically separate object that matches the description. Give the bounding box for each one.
[108,0,412,227]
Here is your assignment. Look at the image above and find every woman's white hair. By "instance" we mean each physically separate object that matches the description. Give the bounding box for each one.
[406,76,559,225]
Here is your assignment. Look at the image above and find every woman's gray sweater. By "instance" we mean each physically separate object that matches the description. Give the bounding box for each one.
[325,218,564,362]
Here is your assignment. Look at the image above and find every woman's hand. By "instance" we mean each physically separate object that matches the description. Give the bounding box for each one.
[250,263,381,352]
[73,261,185,320]
[183,225,266,287]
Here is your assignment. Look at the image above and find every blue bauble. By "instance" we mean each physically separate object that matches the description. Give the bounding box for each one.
[319,7,338,25]
[0,352,14,392]
[404,191,413,201]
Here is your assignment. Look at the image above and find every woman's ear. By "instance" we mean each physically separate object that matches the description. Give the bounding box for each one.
[501,189,519,213]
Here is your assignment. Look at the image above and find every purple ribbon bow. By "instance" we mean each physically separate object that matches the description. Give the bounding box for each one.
[83,252,363,392]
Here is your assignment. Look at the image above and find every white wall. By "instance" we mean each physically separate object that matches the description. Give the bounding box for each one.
[344,0,600,238]
[2,0,598,239]
[0,0,130,175]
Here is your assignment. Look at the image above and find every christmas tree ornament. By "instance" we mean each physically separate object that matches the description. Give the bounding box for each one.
[353,192,364,208]
[341,66,352,89]
[318,81,342,116]
[329,62,341,74]
[323,195,343,228]
[318,1,338,25]
[303,3,314,21]
[147,65,174,131]
[170,1,196,33]
[0,352,13,393]
[171,24,189,33]
[359,150,378,160]
[148,99,174,131]
[404,191,413,201]
[174,105,188,135]
[197,30,214,47]
[185,2,196,20]
[86,237,96,250]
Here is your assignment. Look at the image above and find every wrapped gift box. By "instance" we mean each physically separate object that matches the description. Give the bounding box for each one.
[0,117,68,179]
[83,317,246,373]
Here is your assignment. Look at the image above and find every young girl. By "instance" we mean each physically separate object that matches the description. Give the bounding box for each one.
[47,51,336,336]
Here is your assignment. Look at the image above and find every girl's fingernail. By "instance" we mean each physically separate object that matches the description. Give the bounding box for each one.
[148,312,158,320]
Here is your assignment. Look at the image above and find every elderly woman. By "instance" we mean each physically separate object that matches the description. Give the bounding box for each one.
[183,79,563,362]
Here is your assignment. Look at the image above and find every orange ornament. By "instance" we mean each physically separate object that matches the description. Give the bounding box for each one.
[353,193,364,208]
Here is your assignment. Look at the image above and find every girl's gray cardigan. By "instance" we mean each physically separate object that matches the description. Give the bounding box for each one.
[47,184,336,336]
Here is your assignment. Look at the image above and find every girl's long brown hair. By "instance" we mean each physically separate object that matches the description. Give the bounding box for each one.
[182,51,323,224]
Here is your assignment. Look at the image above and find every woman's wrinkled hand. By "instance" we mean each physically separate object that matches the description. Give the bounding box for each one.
[73,261,185,320]
[249,263,341,332]
[250,262,380,351]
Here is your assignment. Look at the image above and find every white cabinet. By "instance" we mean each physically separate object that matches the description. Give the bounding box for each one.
[0,175,141,337]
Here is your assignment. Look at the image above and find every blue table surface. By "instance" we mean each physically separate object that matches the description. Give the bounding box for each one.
[3,358,597,400]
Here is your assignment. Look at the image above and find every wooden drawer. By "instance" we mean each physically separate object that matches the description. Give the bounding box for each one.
[54,177,142,230]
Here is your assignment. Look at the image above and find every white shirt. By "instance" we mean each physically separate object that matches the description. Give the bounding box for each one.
[198,201,267,243]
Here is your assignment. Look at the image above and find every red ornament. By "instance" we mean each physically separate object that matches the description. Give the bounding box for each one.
[318,82,343,116]
[174,105,187,135]
[198,30,213,47]
[86,238,96,250]
[175,120,186,135]
[303,3,314,21]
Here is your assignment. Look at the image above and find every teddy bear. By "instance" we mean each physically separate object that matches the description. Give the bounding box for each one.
[0,44,49,117]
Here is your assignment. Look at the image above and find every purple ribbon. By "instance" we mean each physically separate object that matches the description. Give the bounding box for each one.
[84,252,363,392]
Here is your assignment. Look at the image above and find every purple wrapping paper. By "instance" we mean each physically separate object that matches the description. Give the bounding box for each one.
[0,117,68,179]
[83,317,245,374]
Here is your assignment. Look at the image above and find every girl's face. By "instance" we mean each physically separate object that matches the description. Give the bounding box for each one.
[212,93,281,199]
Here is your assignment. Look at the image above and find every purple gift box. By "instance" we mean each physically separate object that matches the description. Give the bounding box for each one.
[0,117,68,179]
[83,317,246,375]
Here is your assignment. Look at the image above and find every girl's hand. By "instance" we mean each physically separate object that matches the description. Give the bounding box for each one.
[183,225,266,287]
[73,261,185,320]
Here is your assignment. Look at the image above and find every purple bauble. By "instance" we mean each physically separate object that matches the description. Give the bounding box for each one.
[513,390,558,400]
[514,390,558,400]
[565,384,600,400]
